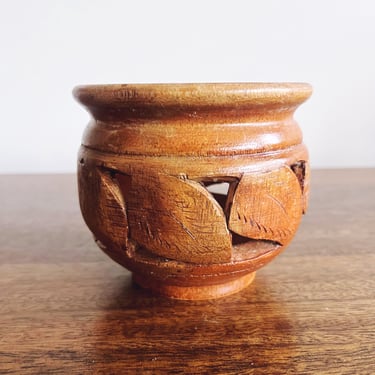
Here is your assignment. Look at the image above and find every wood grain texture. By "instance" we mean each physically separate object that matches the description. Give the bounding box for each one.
[75,83,311,299]
[74,83,311,157]
[0,170,374,374]
[124,173,232,264]
[78,162,128,253]
[228,166,302,245]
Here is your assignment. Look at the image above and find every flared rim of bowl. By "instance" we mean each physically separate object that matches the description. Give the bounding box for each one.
[73,82,312,110]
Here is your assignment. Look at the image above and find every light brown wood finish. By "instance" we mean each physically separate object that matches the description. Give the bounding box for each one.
[228,166,303,245]
[0,170,374,374]
[75,83,312,299]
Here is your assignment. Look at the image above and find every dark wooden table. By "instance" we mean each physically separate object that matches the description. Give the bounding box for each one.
[1,169,374,374]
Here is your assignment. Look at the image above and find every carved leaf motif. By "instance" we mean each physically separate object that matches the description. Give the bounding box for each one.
[228,166,302,245]
[78,163,129,251]
[124,174,232,264]
[97,169,130,247]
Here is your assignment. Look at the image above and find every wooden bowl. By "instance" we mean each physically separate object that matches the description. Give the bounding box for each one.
[74,83,312,300]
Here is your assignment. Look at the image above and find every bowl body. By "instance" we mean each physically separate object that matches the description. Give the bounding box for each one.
[74,83,312,299]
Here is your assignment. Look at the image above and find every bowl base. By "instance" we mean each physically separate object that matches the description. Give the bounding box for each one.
[132,272,256,300]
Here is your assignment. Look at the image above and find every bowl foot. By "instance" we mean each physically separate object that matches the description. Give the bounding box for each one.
[132,272,256,300]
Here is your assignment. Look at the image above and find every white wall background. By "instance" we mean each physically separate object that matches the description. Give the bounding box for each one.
[1,0,374,173]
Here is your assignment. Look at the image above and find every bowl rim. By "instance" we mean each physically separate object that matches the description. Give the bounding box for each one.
[73,82,312,109]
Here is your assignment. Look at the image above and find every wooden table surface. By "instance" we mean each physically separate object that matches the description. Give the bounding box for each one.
[0,169,374,374]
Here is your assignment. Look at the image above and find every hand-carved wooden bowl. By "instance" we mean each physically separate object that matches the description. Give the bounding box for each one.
[74,83,312,300]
